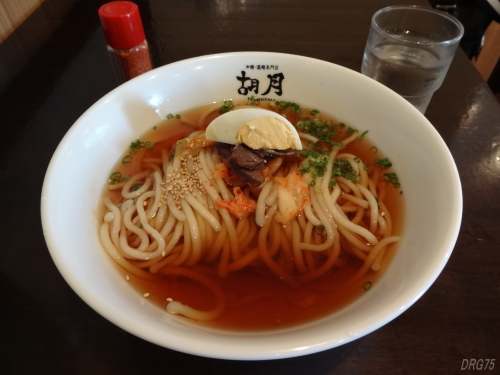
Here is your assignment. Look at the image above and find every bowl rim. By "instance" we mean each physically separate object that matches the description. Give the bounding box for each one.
[41,51,463,360]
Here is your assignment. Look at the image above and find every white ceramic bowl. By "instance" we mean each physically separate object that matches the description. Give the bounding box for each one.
[41,52,462,360]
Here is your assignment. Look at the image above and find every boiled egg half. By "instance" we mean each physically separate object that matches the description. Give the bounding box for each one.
[205,108,302,150]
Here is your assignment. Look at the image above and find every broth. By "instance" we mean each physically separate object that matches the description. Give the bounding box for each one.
[102,100,404,331]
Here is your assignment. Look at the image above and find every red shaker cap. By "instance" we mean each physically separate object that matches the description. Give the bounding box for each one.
[98,1,146,49]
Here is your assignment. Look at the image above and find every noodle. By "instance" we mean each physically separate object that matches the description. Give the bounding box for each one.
[162,267,225,321]
[100,100,402,326]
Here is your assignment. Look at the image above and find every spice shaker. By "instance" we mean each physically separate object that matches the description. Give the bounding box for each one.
[98,1,153,83]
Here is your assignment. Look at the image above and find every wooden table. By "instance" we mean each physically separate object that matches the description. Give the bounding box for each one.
[1,0,499,374]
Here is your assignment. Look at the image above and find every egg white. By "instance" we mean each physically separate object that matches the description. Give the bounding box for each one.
[205,108,302,150]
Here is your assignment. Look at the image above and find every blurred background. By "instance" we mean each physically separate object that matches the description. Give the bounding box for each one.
[1,0,499,97]
[430,0,500,99]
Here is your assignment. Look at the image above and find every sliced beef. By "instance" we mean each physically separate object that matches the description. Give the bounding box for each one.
[230,144,267,170]
[229,168,264,186]
[215,142,297,186]
[215,142,232,160]
[216,143,267,171]
[252,148,300,159]
[223,174,247,187]
[216,142,265,186]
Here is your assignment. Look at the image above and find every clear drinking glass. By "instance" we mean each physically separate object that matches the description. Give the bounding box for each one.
[361,6,464,114]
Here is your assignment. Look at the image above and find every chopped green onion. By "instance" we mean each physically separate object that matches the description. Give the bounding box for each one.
[153,126,157,130]
[248,95,260,105]
[346,127,358,134]
[339,122,346,127]
[275,101,301,114]
[332,158,359,180]
[319,155,329,163]
[295,118,339,147]
[329,180,336,187]
[370,146,378,153]
[175,114,181,119]
[315,224,327,236]
[122,155,133,164]
[375,158,392,168]
[123,139,154,163]
[364,163,370,171]
[360,130,369,139]
[345,172,357,180]
[166,114,174,120]
[108,172,122,184]
[309,180,316,186]
[310,109,319,115]
[219,100,233,114]
[116,203,122,208]
[362,281,372,291]
[129,140,142,153]
[281,114,287,118]
[354,157,360,163]
[133,184,143,191]
[383,173,400,188]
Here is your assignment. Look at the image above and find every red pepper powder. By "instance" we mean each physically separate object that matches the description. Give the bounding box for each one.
[99,1,153,83]
[112,41,152,81]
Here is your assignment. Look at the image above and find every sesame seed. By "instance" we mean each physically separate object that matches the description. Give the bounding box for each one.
[167,298,173,302]
[125,275,130,281]
[143,293,150,298]
[163,153,205,210]
[162,251,166,257]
